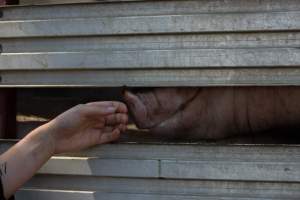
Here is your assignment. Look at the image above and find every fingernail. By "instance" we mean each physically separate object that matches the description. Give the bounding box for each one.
[106,106,116,112]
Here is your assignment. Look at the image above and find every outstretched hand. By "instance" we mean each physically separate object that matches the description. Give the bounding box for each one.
[0,101,128,199]
[44,101,128,154]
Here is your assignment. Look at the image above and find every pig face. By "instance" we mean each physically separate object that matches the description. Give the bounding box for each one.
[124,87,241,139]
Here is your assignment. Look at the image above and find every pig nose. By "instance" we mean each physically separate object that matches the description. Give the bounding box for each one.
[123,90,151,129]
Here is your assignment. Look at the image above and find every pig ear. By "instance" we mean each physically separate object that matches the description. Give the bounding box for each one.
[123,90,151,129]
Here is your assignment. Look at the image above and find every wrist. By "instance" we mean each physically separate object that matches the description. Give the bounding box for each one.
[25,123,56,157]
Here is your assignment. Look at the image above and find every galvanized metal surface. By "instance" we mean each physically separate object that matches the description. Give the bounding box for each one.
[1,12,300,38]
[1,48,300,70]
[0,1,298,199]
[6,0,300,19]
[18,0,146,6]
[0,0,300,86]
[15,189,300,200]
[36,144,300,182]
[0,141,299,199]
[2,68,300,87]
[1,33,300,53]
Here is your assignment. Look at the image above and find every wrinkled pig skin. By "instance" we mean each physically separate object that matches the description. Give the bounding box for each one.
[124,87,300,140]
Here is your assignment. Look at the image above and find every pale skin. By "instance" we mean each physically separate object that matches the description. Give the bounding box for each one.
[0,101,128,199]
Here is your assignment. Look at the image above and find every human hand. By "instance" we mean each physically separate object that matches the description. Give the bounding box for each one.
[43,101,128,154]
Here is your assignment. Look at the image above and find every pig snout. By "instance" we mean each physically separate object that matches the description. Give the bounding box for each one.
[123,87,206,139]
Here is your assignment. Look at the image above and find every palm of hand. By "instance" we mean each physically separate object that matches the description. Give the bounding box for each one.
[48,102,128,154]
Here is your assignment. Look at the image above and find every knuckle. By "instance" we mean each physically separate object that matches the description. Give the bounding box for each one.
[75,104,86,115]
[116,113,122,120]
[119,114,127,123]
[124,115,128,123]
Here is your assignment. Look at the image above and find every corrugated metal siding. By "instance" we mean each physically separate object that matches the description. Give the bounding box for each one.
[0,0,300,86]
[1,0,300,199]
[0,142,299,199]
[19,0,137,5]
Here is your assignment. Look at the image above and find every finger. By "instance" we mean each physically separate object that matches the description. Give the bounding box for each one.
[105,113,128,126]
[87,101,128,113]
[79,104,117,119]
[103,126,114,133]
[92,120,105,129]
[113,101,128,113]
[118,124,127,132]
[99,129,120,144]
[102,124,126,133]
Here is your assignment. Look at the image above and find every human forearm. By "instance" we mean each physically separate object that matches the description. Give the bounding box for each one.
[0,123,54,199]
[0,101,127,199]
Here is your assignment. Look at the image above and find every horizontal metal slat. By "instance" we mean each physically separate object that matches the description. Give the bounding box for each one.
[16,189,96,200]
[38,157,159,178]
[18,0,118,6]
[0,11,300,38]
[24,176,300,199]
[5,0,300,20]
[1,141,300,162]
[1,32,300,53]
[15,189,298,200]
[161,160,300,181]
[1,68,300,87]
[61,144,300,162]
[0,48,299,70]
[0,1,299,87]
[1,141,300,185]
[37,143,300,182]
